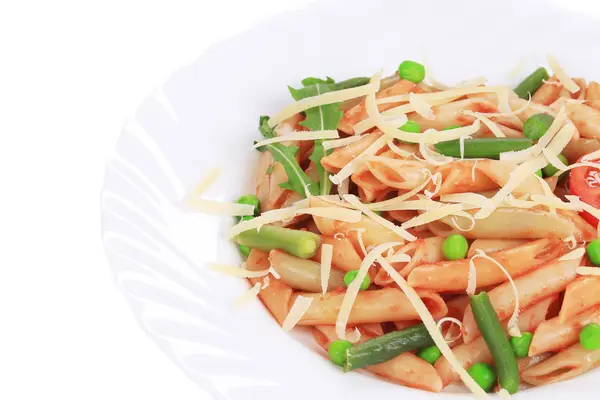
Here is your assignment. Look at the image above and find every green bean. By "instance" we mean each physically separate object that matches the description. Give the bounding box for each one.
[344,324,434,372]
[470,292,519,394]
[514,67,549,99]
[434,138,533,160]
[235,225,321,259]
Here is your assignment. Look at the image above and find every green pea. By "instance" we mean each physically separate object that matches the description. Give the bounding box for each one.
[523,113,554,140]
[468,362,497,392]
[417,346,441,365]
[444,125,461,130]
[398,60,426,84]
[535,169,543,178]
[580,323,600,350]
[542,153,568,177]
[329,340,353,366]
[586,239,600,266]
[344,270,370,290]
[239,244,251,257]
[442,234,469,261]
[400,120,421,133]
[510,332,533,358]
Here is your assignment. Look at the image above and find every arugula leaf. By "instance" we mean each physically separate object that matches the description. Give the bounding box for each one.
[309,140,332,195]
[258,116,319,197]
[301,76,335,86]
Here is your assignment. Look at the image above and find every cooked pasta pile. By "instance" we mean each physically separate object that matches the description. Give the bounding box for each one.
[192,56,600,396]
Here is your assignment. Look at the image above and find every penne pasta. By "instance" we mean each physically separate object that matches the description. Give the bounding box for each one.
[467,239,528,257]
[357,156,435,191]
[374,236,445,285]
[529,306,600,356]
[313,325,444,392]
[321,131,384,173]
[532,75,563,105]
[461,258,581,343]
[428,160,498,197]
[522,343,600,386]
[294,287,448,325]
[246,250,294,325]
[314,236,364,273]
[408,98,497,131]
[408,238,566,292]
[559,275,600,323]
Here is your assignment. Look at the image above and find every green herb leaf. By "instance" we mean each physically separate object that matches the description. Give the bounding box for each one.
[301,76,335,86]
[309,140,332,195]
[258,117,319,197]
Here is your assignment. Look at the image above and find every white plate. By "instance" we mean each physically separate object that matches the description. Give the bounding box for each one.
[101,0,600,397]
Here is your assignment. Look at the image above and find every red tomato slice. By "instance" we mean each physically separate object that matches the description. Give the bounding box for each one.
[569,158,600,227]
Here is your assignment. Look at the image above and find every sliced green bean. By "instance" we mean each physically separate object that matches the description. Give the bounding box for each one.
[470,292,519,394]
[344,324,434,372]
[235,226,321,259]
[333,77,371,90]
[514,67,549,99]
[434,138,533,160]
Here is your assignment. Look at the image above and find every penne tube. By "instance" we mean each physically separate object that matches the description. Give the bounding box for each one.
[430,160,498,197]
[566,101,600,140]
[312,325,443,392]
[295,287,448,325]
[338,80,417,134]
[310,197,405,250]
[562,137,600,164]
[467,239,528,257]
[269,250,345,293]
[428,208,595,241]
[408,238,566,292]
[360,323,384,337]
[357,156,436,191]
[522,343,600,386]
[374,237,444,285]
[559,276,600,323]
[408,98,497,131]
[321,131,384,173]
[585,81,600,111]
[462,258,580,343]
[529,306,600,356]
[314,236,364,273]
[246,250,294,325]
[436,296,556,386]
[532,75,563,105]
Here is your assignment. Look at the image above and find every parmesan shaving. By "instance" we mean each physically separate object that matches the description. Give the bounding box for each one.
[343,194,416,242]
[419,129,454,166]
[320,244,333,295]
[187,167,221,198]
[498,388,512,400]
[441,193,495,210]
[424,172,442,198]
[563,235,577,249]
[529,195,581,211]
[333,232,346,240]
[437,317,463,343]
[566,195,600,236]
[261,276,270,289]
[559,247,586,261]
[462,110,506,137]
[282,295,314,331]
[322,134,364,150]
[186,198,255,216]
[336,242,402,340]
[547,54,580,93]
[366,174,437,211]
[582,150,600,162]
[409,92,435,120]
[347,228,368,256]
[228,206,361,237]
[471,249,521,337]
[377,257,488,398]
[478,96,531,118]
[467,256,477,296]
[377,85,506,105]
[269,80,380,127]
[208,263,275,278]
[253,130,339,148]
[577,267,600,276]
[270,268,281,280]
[387,138,413,158]
[402,203,464,229]
[459,136,466,159]
[542,148,568,173]
[451,210,476,232]
[337,178,350,196]
[234,283,261,307]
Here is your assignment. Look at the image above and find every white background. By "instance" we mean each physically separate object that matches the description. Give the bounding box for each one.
[2,0,600,399]
[0,1,313,399]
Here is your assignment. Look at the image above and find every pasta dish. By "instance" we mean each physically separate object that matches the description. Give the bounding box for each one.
[191,57,600,396]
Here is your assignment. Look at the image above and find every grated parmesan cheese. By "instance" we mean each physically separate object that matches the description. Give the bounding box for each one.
[269,80,380,127]
[376,85,506,105]
[343,194,416,241]
[347,228,368,256]
[461,110,506,138]
[329,133,388,184]
[234,282,262,307]
[186,198,256,216]
[186,167,221,198]
[253,130,339,148]
[320,244,333,294]
[322,134,364,150]
[282,295,314,331]
[409,92,435,120]
[402,203,464,229]
[559,248,586,261]
[577,267,600,276]
[377,257,488,398]
[261,276,270,289]
[547,54,580,93]
[437,317,463,343]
